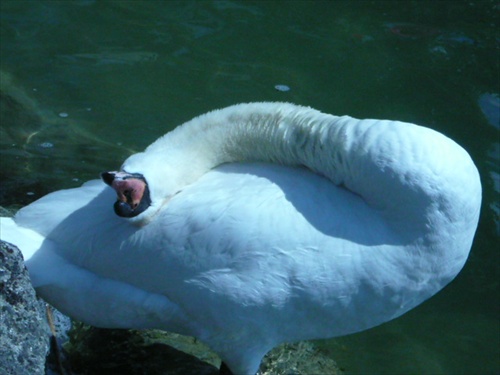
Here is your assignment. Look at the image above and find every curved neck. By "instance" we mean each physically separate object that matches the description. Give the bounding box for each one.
[122,102,481,241]
[149,102,350,185]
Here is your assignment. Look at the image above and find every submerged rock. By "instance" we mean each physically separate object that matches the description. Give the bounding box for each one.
[261,341,342,375]
[0,241,50,375]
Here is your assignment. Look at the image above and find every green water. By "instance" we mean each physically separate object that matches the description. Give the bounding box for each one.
[1,1,498,374]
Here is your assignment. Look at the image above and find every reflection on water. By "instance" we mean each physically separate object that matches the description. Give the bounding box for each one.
[1,1,498,374]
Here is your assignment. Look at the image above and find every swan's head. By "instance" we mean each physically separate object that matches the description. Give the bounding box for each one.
[101,171,152,218]
[101,149,187,225]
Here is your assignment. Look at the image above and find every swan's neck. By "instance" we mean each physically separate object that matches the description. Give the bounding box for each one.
[122,102,481,245]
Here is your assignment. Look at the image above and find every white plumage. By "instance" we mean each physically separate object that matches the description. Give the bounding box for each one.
[0,103,481,374]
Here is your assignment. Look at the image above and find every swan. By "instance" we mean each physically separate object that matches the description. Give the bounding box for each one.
[0,102,481,374]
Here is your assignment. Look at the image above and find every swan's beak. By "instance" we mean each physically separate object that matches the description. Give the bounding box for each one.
[101,171,151,218]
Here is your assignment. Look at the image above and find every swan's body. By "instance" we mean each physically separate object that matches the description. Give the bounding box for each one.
[0,103,481,374]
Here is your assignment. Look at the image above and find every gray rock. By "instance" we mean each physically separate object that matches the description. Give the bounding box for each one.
[0,240,50,375]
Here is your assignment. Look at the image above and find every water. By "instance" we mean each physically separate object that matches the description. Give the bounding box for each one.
[1,1,498,374]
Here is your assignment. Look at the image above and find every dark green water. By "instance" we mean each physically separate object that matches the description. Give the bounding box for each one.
[1,1,498,374]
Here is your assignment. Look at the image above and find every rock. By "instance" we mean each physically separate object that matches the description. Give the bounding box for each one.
[0,240,50,375]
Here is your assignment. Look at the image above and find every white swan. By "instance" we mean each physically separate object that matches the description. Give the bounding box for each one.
[0,102,481,375]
